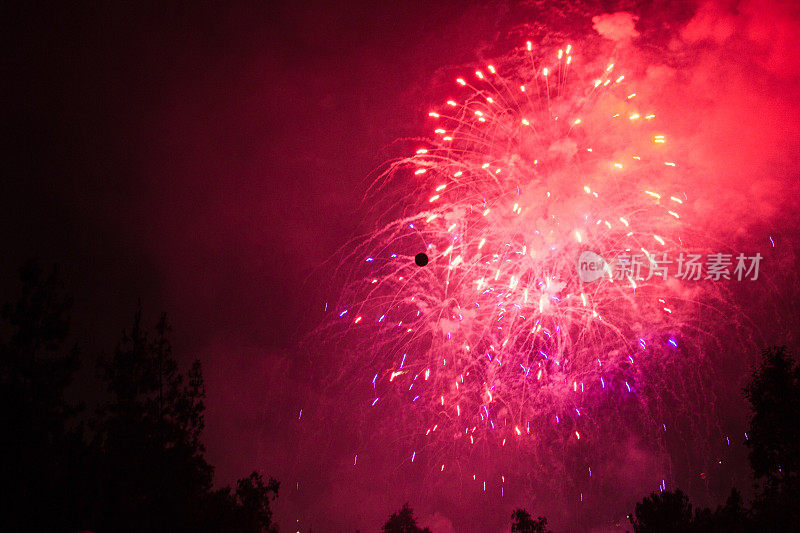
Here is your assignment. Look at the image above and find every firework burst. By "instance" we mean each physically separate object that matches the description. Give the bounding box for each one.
[319,39,741,501]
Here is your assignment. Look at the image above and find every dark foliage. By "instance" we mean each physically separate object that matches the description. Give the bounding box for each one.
[629,487,751,532]
[511,508,552,532]
[89,307,215,531]
[0,263,279,532]
[630,345,800,531]
[0,262,83,531]
[382,503,432,533]
[692,488,751,532]
[629,489,694,532]
[744,346,800,529]
[205,472,280,533]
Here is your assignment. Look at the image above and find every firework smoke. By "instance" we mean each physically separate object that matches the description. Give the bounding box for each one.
[314,32,753,515]
[286,2,800,530]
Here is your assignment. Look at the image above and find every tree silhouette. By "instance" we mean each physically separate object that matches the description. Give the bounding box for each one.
[205,472,280,532]
[744,345,800,528]
[382,503,432,533]
[1,262,281,532]
[0,262,85,531]
[88,306,279,532]
[87,307,213,531]
[629,485,753,532]
[629,345,800,531]
[692,488,751,532]
[511,508,551,532]
[629,489,694,532]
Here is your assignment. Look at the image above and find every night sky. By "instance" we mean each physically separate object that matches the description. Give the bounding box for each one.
[4,1,800,531]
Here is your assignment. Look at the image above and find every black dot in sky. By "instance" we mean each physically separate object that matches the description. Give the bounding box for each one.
[414,252,429,267]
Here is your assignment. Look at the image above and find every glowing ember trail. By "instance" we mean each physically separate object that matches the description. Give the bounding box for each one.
[319,39,737,501]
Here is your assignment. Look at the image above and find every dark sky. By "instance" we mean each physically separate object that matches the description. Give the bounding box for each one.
[4,1,800,531]
[0,1,501,530]
[1,0,490,350]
